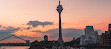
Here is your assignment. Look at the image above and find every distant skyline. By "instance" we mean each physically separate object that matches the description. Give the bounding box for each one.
[0,0,111,42]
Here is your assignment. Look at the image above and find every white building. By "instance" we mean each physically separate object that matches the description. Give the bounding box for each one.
[80,26,98,45]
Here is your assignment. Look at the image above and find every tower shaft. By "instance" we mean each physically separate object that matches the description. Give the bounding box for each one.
[57,0,64,43]
[59,13,62,39]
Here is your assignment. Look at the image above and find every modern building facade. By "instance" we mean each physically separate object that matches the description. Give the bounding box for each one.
[56,0,64,43]
[80,26,98,45]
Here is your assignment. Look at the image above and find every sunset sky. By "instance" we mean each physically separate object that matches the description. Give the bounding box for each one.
[0,0,111,43]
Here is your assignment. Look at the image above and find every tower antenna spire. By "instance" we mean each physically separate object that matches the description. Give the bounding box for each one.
[59,0,60,5]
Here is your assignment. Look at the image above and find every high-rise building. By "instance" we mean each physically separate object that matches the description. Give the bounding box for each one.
[99,31,110,45]
[98,24,111,45]
[56,0,64,43]
[44,35,48,41]
[80,26,98,45]
[108,24,111,33]
[108,24,111,44]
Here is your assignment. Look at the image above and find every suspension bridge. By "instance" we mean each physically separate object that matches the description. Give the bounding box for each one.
[0,35,30,46]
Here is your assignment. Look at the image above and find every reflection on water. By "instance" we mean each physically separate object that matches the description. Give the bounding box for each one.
[0,46,30,49]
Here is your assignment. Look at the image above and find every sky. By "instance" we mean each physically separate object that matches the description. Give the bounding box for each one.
[0,0,111,43]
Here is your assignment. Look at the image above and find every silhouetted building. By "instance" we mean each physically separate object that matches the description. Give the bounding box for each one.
[44,35,48,41]
[108,24,111,33]
[73,37,75,41]
[26,40,30,44]
[99,24,111,45]
[80,26,98,45]
[109,24,111,44]
[99,31,110,45]
[56,0,64,43]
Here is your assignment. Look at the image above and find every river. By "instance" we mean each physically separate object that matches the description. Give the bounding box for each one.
[0,46,30,49]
